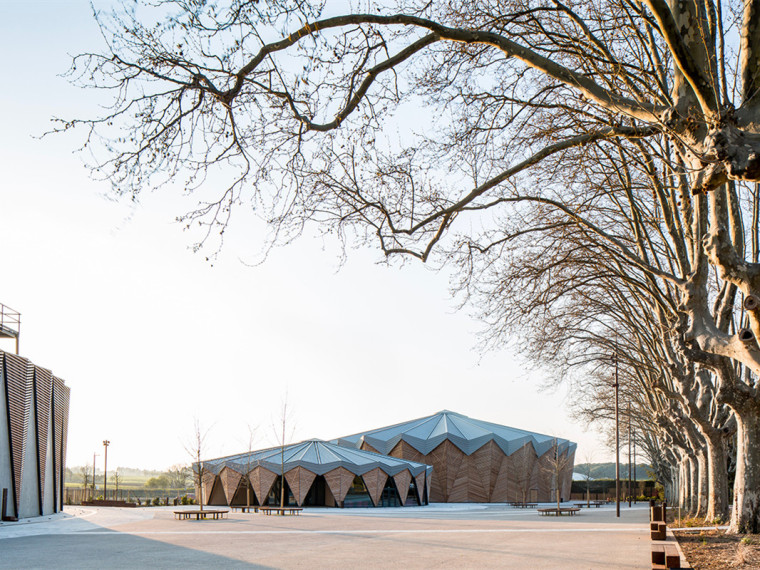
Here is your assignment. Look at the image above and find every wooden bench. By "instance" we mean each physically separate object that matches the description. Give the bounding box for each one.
[509,502,538,508]
[173,509,228,520]
[651,543,681,569]
[537,507,581,516]
[230,505,259,513]
[650,521,667,541]
[574,500,604,508]
[258,506,303,516]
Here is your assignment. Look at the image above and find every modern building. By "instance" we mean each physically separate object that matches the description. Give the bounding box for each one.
[334,410,576,503]
[198,439,432,508]
[0,350,70,520]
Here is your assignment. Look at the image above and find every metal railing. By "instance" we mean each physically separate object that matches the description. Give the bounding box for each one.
[0,304,21,353]
[0,303,20,335]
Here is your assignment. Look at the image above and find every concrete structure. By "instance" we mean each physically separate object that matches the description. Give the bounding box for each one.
[0,350,70,519]
[334,410,576,503]
[198,439,432,508]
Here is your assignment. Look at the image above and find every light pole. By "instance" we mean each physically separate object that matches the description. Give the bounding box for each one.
[92,452,99,500]
[103,440,110,500]
[613,352,620,518]
[628,404,632,508]
[633,428,637,501]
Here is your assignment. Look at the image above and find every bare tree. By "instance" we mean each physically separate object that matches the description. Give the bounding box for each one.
[184,417,212,511]
[512,444,536,505]
[112,470,122,497]
[581,453,595,507]
[166,464,191,497]
[271,394,295,508]
[78,466,90,496]
[542,439,574,511]
[62,0,760,533]
[241,425,258,508]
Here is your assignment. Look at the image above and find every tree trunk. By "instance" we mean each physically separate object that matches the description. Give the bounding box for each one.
[666,465,677,504]
[696,448,708,518]
[705,433,730,522]
[731,411,760,533]
[678,458,690,511]
[689,455,700,515]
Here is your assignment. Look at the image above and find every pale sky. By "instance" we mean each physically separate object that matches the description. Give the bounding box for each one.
[0,0,614,471]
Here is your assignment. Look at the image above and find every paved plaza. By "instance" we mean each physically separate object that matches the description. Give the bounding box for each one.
[0,503,651,569]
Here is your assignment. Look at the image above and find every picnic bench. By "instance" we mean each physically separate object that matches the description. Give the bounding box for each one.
[258,506,303,516]
[537,507,581,516]
[508,502,538,508]
[230,505,259,513]
[173,509,228,520]
[573,500,605,508]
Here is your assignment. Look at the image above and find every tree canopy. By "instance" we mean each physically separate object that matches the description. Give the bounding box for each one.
[62,0,760,532]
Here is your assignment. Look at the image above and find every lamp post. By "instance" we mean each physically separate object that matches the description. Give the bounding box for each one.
[628,404,632,508]
[103,440,110,500]
[613,352,620,518]
[633,428,637,501]
[92,452,99,500]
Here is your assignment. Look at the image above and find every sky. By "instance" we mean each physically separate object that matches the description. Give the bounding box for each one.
[0,0,615,471]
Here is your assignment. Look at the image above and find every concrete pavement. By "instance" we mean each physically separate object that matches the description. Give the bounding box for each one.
[0,503,651,569]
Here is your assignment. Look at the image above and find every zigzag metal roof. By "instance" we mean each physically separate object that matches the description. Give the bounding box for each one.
[333,410,577,458]
[200,439,432,478]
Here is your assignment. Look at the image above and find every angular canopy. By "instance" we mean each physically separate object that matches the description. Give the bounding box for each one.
[333,410,577,458]
[200,439,431,479]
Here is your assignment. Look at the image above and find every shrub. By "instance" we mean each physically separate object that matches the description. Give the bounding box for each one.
[152,497,161,506]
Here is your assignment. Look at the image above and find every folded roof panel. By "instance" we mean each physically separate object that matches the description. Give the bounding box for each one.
[197,439,430,479]
[332,410,576,458]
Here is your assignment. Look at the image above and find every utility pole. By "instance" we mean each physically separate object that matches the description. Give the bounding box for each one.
[613,352,620,518]
[103,440,110,500]
[628,404,632,508]
[633,428,637,502]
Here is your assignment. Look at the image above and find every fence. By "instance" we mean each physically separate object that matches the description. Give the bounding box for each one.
[64,487,195,505]
[569,479,658,501]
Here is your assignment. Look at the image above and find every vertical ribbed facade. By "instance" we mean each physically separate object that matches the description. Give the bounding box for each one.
[34,366,52,514]
[0,350,70,519]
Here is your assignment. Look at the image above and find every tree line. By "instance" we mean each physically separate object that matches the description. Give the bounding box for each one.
[60,0,760,532]
[68,464,191,491]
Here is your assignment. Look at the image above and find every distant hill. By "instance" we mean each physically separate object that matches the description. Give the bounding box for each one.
[574,462,654,480]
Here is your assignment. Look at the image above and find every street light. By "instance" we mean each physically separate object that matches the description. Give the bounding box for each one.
[628,403,632,508]
[612,351,620,518]
[103,440,110,500]
[633,427,637,501]
[92,452,99,500]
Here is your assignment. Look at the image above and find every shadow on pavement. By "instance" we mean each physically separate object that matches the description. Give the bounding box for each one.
[1,533,273,569]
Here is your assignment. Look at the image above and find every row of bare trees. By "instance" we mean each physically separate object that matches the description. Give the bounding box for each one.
[64,0,760,532]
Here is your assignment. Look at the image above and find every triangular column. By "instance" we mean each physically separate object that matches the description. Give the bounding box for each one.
[284,467,317,506]
[249,466,278,505]
[324,467,355,507]
[393,470,412,506]
[219,467,243,505]
[361,468,387,507]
